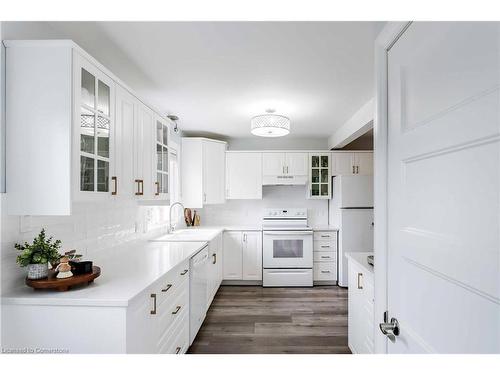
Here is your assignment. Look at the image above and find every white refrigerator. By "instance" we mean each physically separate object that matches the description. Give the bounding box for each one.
[330,175,374,287]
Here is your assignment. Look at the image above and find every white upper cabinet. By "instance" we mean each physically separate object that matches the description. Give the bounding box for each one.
[114,85,138,198]
[153,116,170,201]
[286,153,309,177]
[331,152,373,176]
[226,152,262,199]
[76,54,115,198]
[5,40,170,215]
[354,153,373,175]
[181,138,226,208]
[262,152,286,177]
[308,153,331,199]
[262,152,308,185]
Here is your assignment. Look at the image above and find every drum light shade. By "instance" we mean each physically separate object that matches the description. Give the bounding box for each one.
[250,113,290,137]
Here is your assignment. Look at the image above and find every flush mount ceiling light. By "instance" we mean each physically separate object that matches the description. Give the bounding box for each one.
[250,109,290,137]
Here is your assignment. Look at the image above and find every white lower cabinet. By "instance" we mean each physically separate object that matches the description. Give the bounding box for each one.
[127,259,191,354]
[347,255,374,354]
[313,230,338,283]
[223,231,262,282]
[207,233,223,308]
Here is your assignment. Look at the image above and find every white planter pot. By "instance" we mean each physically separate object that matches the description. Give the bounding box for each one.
[27,263,48,280]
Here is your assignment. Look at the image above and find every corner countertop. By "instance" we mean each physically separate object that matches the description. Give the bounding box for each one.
[345,252,374,275]
[1,240,207,307]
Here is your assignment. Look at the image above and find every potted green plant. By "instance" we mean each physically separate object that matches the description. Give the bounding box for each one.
[16,229,62,280]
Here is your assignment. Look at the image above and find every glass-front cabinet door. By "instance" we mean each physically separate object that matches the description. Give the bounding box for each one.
[154,116,169,200]
[308,153,331,199]
[76,54,115,196]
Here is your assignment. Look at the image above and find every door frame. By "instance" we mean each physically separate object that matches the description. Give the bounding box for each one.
[373,21,412,354]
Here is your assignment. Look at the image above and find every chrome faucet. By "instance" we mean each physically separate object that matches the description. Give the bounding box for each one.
[169,201,185,233]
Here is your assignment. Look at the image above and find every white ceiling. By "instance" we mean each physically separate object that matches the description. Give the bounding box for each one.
[49,21,384,140]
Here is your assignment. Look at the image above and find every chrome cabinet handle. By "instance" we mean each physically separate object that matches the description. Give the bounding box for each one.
[150,293,157,315]
[286,166,289,174]
[172,305,181,315]
[161,284,172,292]
[180,269,188,275]
[111,176,118,195]
[357,272,363,289]
[321,270,331,273]
[352,165,355,174]
[203,192,207,202]
[356,166,359,174]
[175,346,181,354]
[321,235,330,238]
[320,256,331,259]
[320,245,330,248]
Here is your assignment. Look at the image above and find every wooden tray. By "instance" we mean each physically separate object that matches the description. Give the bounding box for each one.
[26,266,101,292]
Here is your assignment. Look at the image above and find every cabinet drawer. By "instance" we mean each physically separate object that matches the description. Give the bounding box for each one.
[313,231,337,241]
[313,240,337,252]
[313,251,337,262]
[313,262,337,281]
[157,282,189,349]
[156,260,190,307]
[158,310,189,354]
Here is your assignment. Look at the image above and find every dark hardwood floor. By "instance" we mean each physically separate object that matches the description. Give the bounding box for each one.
[188,285,350,354]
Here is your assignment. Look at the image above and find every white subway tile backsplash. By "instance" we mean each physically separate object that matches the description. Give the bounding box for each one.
[0,195,172,294]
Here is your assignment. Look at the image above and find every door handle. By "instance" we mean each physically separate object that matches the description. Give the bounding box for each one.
[380,312,400,343]
[213,253,217,264]
[180,269,188,275]
[111,176,118,195]
[155,181,160,196]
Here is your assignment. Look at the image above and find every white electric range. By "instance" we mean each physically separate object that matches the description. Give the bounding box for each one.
[262,208,313,287]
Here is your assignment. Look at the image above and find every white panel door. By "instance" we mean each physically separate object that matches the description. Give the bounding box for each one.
[242,232,263,280]
[286,153,308,176]
[203,141,226,204]
[223,232,243,280]
[115,85,137,198]
[226,152,262,199]
[262,153,286,176]
[331,152,355,176]
[386,22,499,353]
[354,153,373,175]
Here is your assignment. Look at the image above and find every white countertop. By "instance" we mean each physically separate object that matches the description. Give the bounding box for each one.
[345,252,374,275]
[150,226,262,243]
[1,240,207,307]
[312,226,339,231]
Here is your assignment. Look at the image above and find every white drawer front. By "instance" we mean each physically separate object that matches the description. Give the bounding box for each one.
[313,262,337,281]
[313,231,337,241]
[313,240,337,252]
[313,251,337,262]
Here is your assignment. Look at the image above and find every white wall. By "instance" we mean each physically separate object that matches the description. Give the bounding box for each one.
[228,137,329,150]
[198,185,329,228]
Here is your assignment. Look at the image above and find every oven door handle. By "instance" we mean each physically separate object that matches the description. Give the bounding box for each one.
[263,231,313,235]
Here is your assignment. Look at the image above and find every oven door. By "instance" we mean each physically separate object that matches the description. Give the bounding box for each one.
[263,231,313,268]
